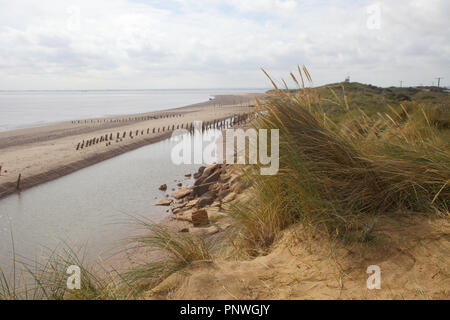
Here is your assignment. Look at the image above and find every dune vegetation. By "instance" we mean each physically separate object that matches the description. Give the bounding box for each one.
[230,67,449,255]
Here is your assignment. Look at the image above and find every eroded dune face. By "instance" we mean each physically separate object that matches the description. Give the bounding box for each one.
[149,213,450,300]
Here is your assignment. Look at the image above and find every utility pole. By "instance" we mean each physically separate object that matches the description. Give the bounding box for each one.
[435,77,443,88]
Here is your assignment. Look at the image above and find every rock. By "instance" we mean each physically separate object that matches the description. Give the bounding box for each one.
[177,182,182,187]
[193,166,206,179]
[171,187,193,199]
[201,163,219,179]
[171,202,187,210]
[204,170,220,184]
[191,209,209,227]
[175,210,192,222]
[155,198,173,206]
[211,201,221,208]
[219,174,231,183]
[185,199,199,209]
[198,191,217,208]
[207,209,227,222]
[218,189,230,199]
[230,182,242,194]
[159,184,167,191]
[222,192,236,203]
[194,170,220,196]
[185,173,192,178]
[189,225,219,237]
[179,228,189,233]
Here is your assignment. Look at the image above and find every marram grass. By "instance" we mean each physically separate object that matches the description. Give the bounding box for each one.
[230,66,449,251]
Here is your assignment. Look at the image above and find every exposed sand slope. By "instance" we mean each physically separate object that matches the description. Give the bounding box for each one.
[0,94,260,199]
[149,211,449,300]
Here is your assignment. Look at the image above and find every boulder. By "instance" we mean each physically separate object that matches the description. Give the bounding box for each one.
[185,173,192,178]
[223,192,236,203]
[158,184,167,191]
[201,163,219,179]
[219,174,231,183]
[171,187,193,199]
[175,210,192,222]
[155,198,173,206]
[194,170,220,196]
[191,209,209,227]
[170,202,187,210]
[193,166,206,179]
[207,209,227,222]
[218,189,230,199]
[230,181,242,194]
[189,225,219,237]
[185,199,199,209]
[198,191,217,208]
[211,201,221,208]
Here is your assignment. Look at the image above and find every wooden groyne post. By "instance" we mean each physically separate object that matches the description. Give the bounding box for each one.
[16,173,21,191]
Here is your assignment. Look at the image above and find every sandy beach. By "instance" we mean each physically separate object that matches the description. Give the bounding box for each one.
[0,94,260,199]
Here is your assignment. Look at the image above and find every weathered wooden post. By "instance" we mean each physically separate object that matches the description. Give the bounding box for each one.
[16,173,21,191]
[76,143,80,150]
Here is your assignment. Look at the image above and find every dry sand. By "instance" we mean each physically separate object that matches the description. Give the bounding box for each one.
[150,193,450,300]
[0,94,261,199]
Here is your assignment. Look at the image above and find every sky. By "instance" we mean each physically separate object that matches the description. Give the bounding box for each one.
[0,0,448,90]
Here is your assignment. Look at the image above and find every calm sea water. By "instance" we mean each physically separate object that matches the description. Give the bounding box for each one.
[0,128,230,277]
[0,89,264,132]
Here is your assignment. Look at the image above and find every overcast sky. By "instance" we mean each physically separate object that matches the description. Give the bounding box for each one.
[0,0,448,90]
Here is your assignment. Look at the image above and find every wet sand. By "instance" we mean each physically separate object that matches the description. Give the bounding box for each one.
[0,94,260,199]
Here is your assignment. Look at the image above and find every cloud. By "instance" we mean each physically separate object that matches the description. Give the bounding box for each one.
[0,0,448,89]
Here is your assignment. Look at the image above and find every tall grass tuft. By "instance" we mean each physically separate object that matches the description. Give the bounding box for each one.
[231,66,449,251]
[121,218,213,294]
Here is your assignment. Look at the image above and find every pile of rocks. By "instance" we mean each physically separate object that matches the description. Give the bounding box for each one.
[155,163,244,236]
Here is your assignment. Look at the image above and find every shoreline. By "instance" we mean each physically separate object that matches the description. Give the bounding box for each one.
[0,93,261,199]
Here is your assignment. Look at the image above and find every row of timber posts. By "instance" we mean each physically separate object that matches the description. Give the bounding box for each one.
[74,113,252,150]
[71,113,183,125]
